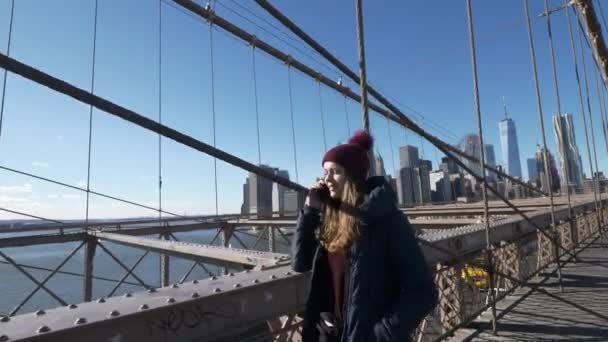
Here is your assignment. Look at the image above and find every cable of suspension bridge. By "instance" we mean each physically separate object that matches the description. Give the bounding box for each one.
[158,0,164,223]
[168,1,578,247]
[286,63,299,183]
[355,0,369,133]
[566,4,602,227]
[0,1,565,252]
[317,79,328,151]
[0,0,14,144]
[208,6,219,217]
[571,10,608,156]
[465,0,497,333]
[246,0,547,197]
[343,93,352,136]
[598,74,608,153]
[250,41,262,165]
[545,0,574,264]
[573,6,604,224]
[386,116,396,175]
[523,0,561,272]
[84,0,99,227]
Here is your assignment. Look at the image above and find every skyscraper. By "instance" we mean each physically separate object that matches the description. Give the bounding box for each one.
[414,167,432,205]
[499,112,522,178]
[535,146,561,193]
[420,159,433,172]
[527,158,539,184]
[272,169,290,216]
[484,144,497,180]
[247,165,275,218]
[440,156,459,174]
[375,154,386,177]
[459,134,482,177]
[553,113,584,191]
[430,170,453,202]
[396,167,416,206]
[399,145,419,168]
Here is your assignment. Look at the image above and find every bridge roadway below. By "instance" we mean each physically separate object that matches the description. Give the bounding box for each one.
[451,236,608,341]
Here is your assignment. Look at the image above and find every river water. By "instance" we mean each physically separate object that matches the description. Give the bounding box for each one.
[0,228,291,316]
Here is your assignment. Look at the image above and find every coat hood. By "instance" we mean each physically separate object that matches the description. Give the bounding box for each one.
[357,176,398,224]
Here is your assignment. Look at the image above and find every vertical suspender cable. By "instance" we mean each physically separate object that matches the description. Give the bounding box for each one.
[85,0,99,224]
[598,73,608,153]
[209,11,219,216]
[0,0,14,143]
[465,0,497,333]
[524,0,561,275]
[317,80,327,151]
[594,74,608,152]
[287,64,299,183]
[386,116,396,175]
[343,95,351,136]
[158,0,163,222]
[574,7,604,224]
[545,0,574,256]
[354,0,369,133]
[251,45,262,165]
[565,6,600,226]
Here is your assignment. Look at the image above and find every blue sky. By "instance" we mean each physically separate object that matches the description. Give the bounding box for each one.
[1,0,608,220]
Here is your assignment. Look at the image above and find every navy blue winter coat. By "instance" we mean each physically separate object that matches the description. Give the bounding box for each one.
[292,176,438,342]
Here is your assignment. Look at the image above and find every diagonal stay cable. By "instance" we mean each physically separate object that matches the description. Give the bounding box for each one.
[9,242,84,316]
[249,0,546,197]
[0,206,63,224]
[0,0,15,143]
[0,53,307,193]
[175,0,546,197]
[0,165,208,223]
[0,50,574,261]
[0,249,67,308]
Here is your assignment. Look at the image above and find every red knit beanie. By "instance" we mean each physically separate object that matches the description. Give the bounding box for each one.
[322,130,373,182]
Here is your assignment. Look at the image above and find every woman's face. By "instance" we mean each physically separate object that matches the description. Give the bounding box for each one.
[323,161,347,199]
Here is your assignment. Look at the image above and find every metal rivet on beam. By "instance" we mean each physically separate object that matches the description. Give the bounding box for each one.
[170,284,179,289]
[191,280,199,284]
[233,283,241,288]
[97,298,106,303]
[213,288,221,293]
[0,316,9,323]
[252,279,259,284]
[139,304,149,310]
[0,335,8,342]
[167,298,176,303]
[228,272,234,276]
[211,276,217,280]
[68,304,77,309]
[285,271,292,276]
[37,326,50,334]
[74,318,87,325]
[147,288,156,293]
[109,310,120,317]
[245,269,251,273]
[35,310,45,316]
[124,293,132,298]
[191,292,200,298]
[270,275,277,280]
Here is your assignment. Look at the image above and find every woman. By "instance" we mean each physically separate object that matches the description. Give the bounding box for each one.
[292,130,438,342]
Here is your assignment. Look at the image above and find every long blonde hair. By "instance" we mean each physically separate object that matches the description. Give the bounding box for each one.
[320,178,363,253]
